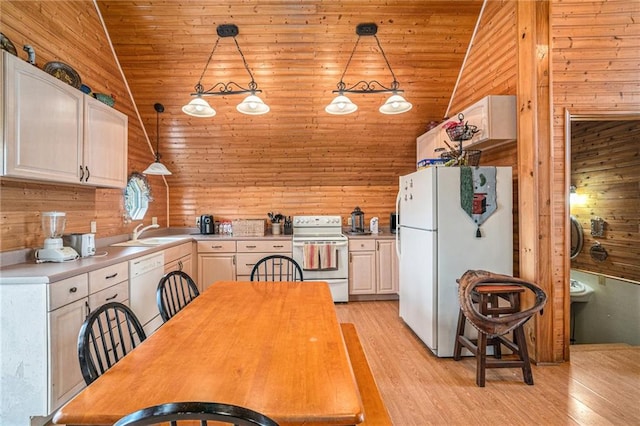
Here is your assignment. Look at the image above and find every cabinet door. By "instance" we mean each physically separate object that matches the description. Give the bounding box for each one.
[48,297,88,411]
[376,240,399,294]
[83,96,128,188]
[349,250,376,295]
[198,254,236,292]
[165,255,193,278]
[3,51,83,183]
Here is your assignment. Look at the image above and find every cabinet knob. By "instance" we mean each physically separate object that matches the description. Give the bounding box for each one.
[69,286,77,293]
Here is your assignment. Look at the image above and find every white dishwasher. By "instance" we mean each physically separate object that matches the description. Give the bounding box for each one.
[129,251,165,336]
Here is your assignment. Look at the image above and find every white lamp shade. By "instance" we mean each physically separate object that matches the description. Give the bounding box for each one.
[325,95,358,115]
[236,94,270,115]
[379,94,413,114]
[143,161,172,175]
[182,97,216,117]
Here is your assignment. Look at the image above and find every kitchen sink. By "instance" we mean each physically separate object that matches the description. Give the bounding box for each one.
[111,236,190,247]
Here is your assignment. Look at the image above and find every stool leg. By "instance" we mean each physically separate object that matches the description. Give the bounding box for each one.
[513,325,534,385]
[476,331,487,387]
[453,309,465,361]
[488,294,502,359]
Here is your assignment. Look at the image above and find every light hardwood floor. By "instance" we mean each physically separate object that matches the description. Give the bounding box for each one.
[334,301,640,426]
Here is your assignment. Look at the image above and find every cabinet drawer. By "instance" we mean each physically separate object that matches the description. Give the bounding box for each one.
[197,240,236,253]
[237,240,292,253]
[49,274,89,311]
[236,253,275,276]
[88,280,128,309]
[164,242,193,264]
[89,261,128,294]
[349,239,376,251]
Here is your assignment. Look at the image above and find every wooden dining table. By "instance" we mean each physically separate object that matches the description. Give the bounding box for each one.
[53,281,364,426]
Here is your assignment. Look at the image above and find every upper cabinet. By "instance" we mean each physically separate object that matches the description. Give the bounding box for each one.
[416,95,516,164]
[453,95,516,150]
[1,51,127,188]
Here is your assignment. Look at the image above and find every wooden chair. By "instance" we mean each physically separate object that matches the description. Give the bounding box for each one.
[114,401,279,426]
[250,255,304,282]
[453,270,546,387]
[78,301,147,385]
[157,270,200,322]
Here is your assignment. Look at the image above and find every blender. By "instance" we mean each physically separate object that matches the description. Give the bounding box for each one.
[35,212,79,262]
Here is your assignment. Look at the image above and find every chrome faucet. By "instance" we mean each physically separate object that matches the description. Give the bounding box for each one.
[132,223,160,240]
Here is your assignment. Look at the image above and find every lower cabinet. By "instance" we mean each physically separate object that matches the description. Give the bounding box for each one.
[235,240,292,281]
[197,241,237,291]
[164,242,194,278]
[349,238,399,296]
[48,275,90,415]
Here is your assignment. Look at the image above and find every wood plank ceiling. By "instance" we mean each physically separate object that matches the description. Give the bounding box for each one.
[96,0,483,188]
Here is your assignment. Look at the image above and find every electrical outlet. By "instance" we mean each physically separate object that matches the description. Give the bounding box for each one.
[347,217,352,226]
[90,221,97,233]
[152,217,158,225]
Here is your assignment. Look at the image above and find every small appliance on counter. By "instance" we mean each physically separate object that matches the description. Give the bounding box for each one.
[390,212,398,234]
[63,233,96,257]
[369,217,379,234]
[35,212,79,262]
[199,214,215,234]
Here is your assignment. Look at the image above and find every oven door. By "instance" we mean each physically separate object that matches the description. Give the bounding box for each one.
[292,239,348,280]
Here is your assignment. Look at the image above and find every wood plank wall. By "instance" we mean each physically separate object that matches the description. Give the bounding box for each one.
[0,1,167,252]
[552,0,640,361]
[570,120,640,282]
[447,0,519,276]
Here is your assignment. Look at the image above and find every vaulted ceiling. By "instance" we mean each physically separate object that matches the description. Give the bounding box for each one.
[96,1,483,186]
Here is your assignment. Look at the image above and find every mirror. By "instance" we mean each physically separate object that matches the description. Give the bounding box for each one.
[124,173,152,221]
[569,215,583,259]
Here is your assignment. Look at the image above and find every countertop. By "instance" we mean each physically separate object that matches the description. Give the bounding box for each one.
[0,227,396,284]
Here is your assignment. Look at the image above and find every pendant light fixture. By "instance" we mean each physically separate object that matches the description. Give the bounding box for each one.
[182,24,269,118]
[326,23,412,115]
[143,103,172,175]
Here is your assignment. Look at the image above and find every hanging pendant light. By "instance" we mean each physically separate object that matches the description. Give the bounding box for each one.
[143,103,172,175]
[182,24,269,117]
[326,23,412,115]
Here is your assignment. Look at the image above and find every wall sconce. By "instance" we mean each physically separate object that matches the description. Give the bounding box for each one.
[326,23,412,115]
[570,185,587,206]
[182,24,269,118]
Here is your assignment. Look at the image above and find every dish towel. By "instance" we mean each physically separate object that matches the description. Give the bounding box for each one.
[318,243,338,270]
[303,243,320,270]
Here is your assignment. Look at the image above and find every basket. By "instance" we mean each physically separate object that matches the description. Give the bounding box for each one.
[231,219,266,237]
[440,150,482,166]
[445,123,479,141]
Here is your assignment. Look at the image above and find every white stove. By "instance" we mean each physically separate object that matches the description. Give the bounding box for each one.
[292,215,349,302]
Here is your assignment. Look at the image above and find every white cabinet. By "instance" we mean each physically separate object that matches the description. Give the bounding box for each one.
[82,96,128,187]
[417,126,447,163]
[454,95,516,150]
[1,51,127,188]
[349,240,377,294]
[349,238,399,296]
[236,239,293,281]
[88,261,129,309]
[164,242,194,279]
[47,275,90,414]
[376,239,399,294]
[197,240,237,291]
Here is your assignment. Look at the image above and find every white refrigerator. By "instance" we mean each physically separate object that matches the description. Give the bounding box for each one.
[396,166,513,357]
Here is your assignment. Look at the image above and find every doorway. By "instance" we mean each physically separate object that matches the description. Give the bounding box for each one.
[565,111,640,346]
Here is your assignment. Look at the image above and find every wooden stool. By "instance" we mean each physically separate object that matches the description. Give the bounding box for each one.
[453,285,533,387]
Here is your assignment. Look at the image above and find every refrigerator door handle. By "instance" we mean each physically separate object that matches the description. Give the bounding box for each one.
[395,191,401,258]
